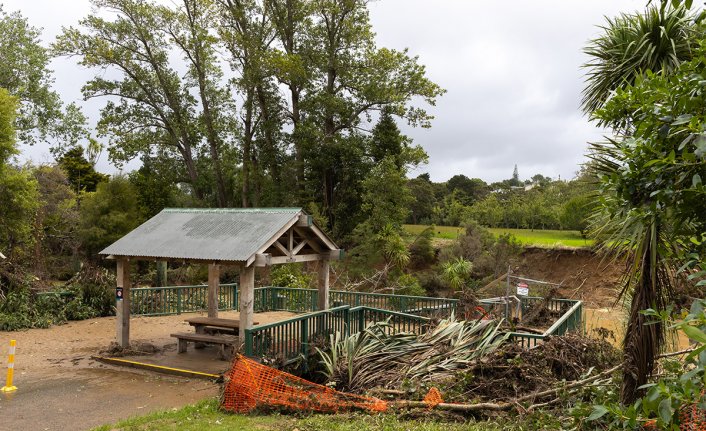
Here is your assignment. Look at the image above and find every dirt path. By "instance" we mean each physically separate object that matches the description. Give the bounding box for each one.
[0,310,293,431]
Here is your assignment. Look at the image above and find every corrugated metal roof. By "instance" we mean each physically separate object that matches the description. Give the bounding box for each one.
[99,208,305,262]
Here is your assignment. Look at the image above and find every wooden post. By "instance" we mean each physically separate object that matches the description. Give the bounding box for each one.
[318,259,330,311]
[240,265,255,330]
[116,259,131,348]
[208,263,220,318]
[156,261,167,287]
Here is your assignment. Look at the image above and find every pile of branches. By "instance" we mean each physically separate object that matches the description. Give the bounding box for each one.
[317,315,508,393]
[446,333,621,403]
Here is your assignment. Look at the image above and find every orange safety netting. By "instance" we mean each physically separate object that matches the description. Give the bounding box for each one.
[679,402,706,431]
[643,402,705,431]
[220,354,388,414]
[423,387,444,409]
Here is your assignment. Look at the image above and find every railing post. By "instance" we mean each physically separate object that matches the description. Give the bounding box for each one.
[232,284,238,311]
[177,287,182,315]
[244,328,253,357]
[301,319,309,358]
[343,307,350,337]
[270,287,277,311]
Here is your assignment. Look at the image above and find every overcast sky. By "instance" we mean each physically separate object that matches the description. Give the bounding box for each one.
[4,0,645,183]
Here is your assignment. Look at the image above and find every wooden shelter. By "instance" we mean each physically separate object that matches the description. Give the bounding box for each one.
[100,208,342,348]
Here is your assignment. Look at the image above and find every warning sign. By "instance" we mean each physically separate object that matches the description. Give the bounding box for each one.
[516,282,529,296]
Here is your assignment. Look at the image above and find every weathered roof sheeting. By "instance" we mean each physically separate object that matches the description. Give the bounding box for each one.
[99,208,316,262]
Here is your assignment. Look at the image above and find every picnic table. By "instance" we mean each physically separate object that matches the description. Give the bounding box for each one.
[170,317,259,360]
[185,316,259,336]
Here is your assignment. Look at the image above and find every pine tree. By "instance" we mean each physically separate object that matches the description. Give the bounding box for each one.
[370,108,405,166]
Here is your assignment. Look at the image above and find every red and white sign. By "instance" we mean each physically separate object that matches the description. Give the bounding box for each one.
[516,282,529,296]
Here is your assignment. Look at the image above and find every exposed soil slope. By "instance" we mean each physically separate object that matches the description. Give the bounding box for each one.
[514,247,623,308]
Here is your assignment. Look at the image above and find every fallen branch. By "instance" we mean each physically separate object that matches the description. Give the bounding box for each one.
[390,363,623,413]
[656,347,697,359]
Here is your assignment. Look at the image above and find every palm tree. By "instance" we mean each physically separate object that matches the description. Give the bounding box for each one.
[582,5,696,119]
[583,3,700,404]
[588,140,676,404]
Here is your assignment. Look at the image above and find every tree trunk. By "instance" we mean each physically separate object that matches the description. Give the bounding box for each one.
[241,88,255,208]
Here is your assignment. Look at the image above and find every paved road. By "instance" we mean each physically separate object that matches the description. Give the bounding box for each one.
[0,365,217,430]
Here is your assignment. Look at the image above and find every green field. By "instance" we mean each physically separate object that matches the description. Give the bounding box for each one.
[92,399,510,431]
[404,224,593,248]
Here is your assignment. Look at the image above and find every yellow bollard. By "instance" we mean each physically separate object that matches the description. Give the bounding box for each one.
[1,339,17,392]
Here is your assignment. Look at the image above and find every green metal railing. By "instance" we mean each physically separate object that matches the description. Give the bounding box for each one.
[508,298,583,348]
[348,306,430,335]
[243,304,430,363]
[244,305,352,362]
[330,290,457,315]
[130,283,239,316]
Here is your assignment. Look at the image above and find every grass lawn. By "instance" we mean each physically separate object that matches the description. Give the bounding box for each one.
[92,399,509,431]
[404,224,593,248]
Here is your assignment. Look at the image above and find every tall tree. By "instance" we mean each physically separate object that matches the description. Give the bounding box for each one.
[162,0,234,206]
[0,6,86,148]
[370,107,405,165]
[218,0,284,207]
[584,2,706,404]
[0,88,39,258]
[54,0,207,201]
[265,0,312,196]
[306,0,444,231]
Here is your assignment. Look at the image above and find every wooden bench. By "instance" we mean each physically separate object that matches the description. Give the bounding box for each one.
[170,332,238,360]
[185,317,259,336]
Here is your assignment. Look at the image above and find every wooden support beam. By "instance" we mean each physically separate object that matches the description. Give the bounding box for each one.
[207,263,220,318]
[116,259,131,348]
[297,214,313,227]
[292,239,307,256]
[239,266,255,330]
[267,254,327,265]
[273,240,290,257]
[292,227,323,253]
[318,260,330,311]
[254,253,272,267]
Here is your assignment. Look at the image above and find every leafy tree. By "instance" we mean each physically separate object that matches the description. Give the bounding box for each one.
[582,4,698,118]
[128,154,193,219]
[0,88,39,258]
[350,157,413,273]
[407,174,437,224]
[32,165,79,278]
[446,174,489,206]
[163,0,236,206]
[58,147,109,193]
[0,6,86,147]
[78,176,142,258]
[54,0,210,202]
[586,4,706,404]
[305,0,444,229]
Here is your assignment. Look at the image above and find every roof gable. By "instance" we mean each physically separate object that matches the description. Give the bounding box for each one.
[99,208,337,263]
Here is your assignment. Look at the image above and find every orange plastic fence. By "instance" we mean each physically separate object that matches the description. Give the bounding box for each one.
[220,355,388,414]
[423,387,444,409]
[679,401,706,431]
[643,402,705,431]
